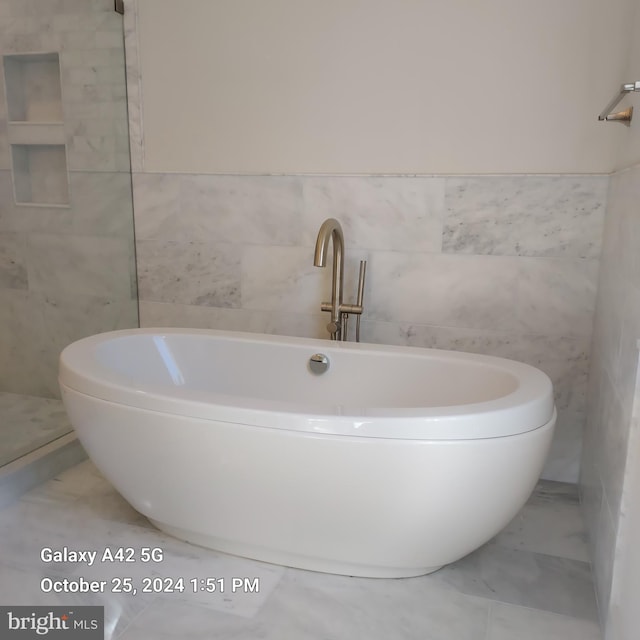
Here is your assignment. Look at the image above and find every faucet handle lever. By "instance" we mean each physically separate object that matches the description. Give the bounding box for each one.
[356,260,366,307]
[355,260,366,342]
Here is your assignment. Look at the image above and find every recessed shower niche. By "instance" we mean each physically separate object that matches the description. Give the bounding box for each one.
[3,52,69,206]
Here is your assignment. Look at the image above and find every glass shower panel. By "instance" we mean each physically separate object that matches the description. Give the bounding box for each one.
[0,0,138,468]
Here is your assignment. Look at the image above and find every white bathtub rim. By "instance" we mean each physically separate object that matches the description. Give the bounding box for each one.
[61,381,557,443]
[59,328,556,441]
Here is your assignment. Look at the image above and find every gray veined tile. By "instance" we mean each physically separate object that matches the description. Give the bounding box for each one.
[366,252,521,331]
[0,561,152,640]
[488,602,601,640]
[514,257,599,338]
[530,479,581,505]
[240,245,329,314]
[26,233,133,300]
[443,175,608,258]
[131,173,181,242]
[433,542,598,622]
[301,175,445,252]
[136,240,241,308]
[0,289,54,397]
[180,174,304,246]
[256,568,491,640]
[0,232,28,289]
[119,568,491,640]
[21,459,150,528]
[492,486,589,562]
[540,409,585,484]
[0,392,71,467]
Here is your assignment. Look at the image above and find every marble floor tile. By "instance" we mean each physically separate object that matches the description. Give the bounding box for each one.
[433,542,598,621]
[0,561,151,640]
[0,392,72,467]
[0,460,600,639]
[492,480,590,562]
[118,569,491,640]
[488,602,602,640]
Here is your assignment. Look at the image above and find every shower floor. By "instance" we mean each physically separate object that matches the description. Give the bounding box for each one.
[0,392,72,468]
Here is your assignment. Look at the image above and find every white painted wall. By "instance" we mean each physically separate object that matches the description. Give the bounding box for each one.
[616,0,640,171]
[136,0,631,175]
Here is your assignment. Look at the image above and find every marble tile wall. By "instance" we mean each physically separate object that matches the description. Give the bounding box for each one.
[133,172,608,484]
[0,0,138,399]
[580,162,640,630]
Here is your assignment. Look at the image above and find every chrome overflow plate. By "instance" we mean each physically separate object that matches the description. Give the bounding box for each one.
[309,353,330,375]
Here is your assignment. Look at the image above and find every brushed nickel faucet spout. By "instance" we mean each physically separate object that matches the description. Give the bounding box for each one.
[314,218,366,342]
[314,218,344,340]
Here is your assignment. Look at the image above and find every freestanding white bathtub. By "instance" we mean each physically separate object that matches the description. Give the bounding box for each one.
[59,328,555,578]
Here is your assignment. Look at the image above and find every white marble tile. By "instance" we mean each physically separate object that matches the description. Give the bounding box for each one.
[119,569,491,640]
[67,172,135,236]
[515,257,599,337]
[600,396,631,519]
[301,175,445,252]
[137,240,241,307]
[493,482,589,562]
[179,174,304,246]
[134,174,304,247]
[541,408,584,483]
[590,490,618,622]
[0,231,28,289]
[139,300,268,332]
[0,0,131,175]
[616,286,640,405]
[0,392,71,468]
[138,301,328,341]
[443,175,608,258]
[530,478,581,505]
[258,310,329,341]
[0,289,53,397]
[580,164,640,627]
[0,561,149,640]
[488,602,601,640]
[1,172,135,238]
[433,542,598,621]
[366,252,521,331]
[131,173,181,241]
[26,233,134,299]
[241,245,328,314]
[22,460,151,529]
[41,291,139,354]
[602,165,640,284]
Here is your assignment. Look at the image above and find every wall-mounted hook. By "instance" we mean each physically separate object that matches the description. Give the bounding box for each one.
[605,107,633,126]
[599,82,640,125]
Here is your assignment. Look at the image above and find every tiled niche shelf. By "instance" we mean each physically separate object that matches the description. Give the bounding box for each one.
[3,53,69,206]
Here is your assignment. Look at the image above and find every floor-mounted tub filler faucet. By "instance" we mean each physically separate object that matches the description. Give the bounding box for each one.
[313,218,366,341]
